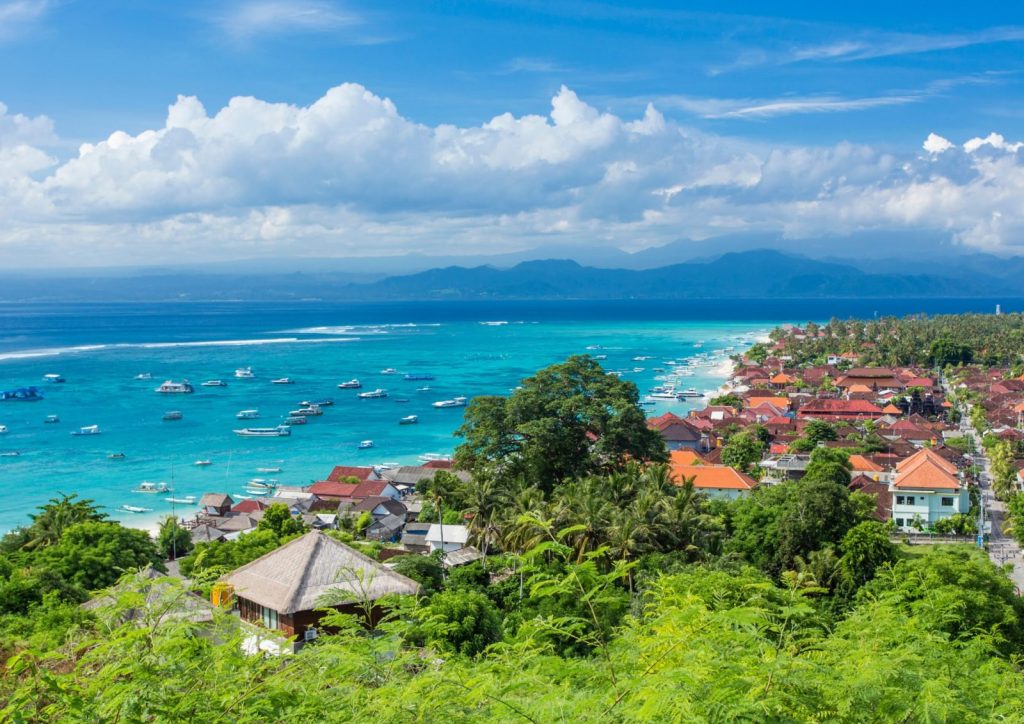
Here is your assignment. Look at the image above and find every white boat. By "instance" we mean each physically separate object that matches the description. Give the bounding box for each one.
[236,409,260,420]
[256,466,282,473]
[431,396,468,409]
[416,386,431,392]
[134,373,152,380]
[44,414,59,424]
[43,373,65,383]
[282,416,306,426]
[234,426,291,437]
[418,453,451,463]
[358,389,388,399]
[235,367,255,379]
[594,354,607,360]
[647,389,683,400]
[194,459,212,466]
[121,505,151,514]
[289,405,322,416]
[243,488,270,497]
[108,453,125,460]
[162,410,183,421]
[399,415,418,425]
[202,380,227,387]
[247,478,277,489]
[358,440,374,449]
[301,399,333,407]
[133,481,170,494]
[271,377,295,385]
[678,388,704,398]
[380,368,399,375]
[166,496,197,505]
[0,451,19,457]
[338,379,362,389]
[155,380,194,394]
[71,424,101,436]
[0,425,6,434]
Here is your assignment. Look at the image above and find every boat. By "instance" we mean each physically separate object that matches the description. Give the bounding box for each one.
[134,373,152,380]
[133,481,170,494]
[282,416,307,426]
[358,389,388,399]
[235,367,255,379]
[108,452,126,460]
[418,453,451,463]
[399,415,419,425]
[234,426,291,437]
[380,368,399,375]
[166,496,197,505]
[121,505,151,514]
[247,479,277,489]
[594,354,607,360]
[256,466,282,473]
[678,388,704,398]
[0,425,6,434]
[639,401,656,406]
[162,411,183,421]
[194,459,212,466]
[43,373,65,383]
[243,488,270,496]
[289,405,322,417]
[44,414,59,423]
[301,399,333,407]
[1,387,43,401]
[201,380,227,387]
[0,451,19,457]
[358,440,374,449]
[416,386,431,392]
[431,396,468,409]
[271,377,295,385]
[155,380,194,394]
[404,373,435,381]
[71,424,101,436]
[337,379,362,389]
[236,409,260,420]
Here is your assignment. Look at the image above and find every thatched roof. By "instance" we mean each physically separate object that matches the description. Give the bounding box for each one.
[221,530,420,614]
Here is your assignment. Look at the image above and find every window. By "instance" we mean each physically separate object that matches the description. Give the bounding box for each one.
[896,496,905,505]
[261,606,278,630]
[905,496,914,505]
[941,497,955,506]
[895,518,905,527]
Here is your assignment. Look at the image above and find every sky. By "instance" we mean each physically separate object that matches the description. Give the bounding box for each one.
[3,0,1024,267]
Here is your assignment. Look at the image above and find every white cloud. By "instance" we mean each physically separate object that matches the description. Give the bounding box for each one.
[0,0,52,41]
[4,85,1024,265]
[923,133,954,155]
[214,0,360,41]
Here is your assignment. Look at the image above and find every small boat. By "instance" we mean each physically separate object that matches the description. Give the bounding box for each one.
[399,415,418,425]
[134,373,152,380]
[416,386,431,392]
[71,424,101,436]
[289,405,322,417]
[247,479,277,489]
[338,379,362,389]
[301,399,333,407]
[358,440,374,449]
[678,388,704,398]
[108,452,126,460]
[0,451,19,457]
[403,373,435,381]
[194,459,212,466]
[162,411,183,421]
[432,396,468,409]
[358,389,388,399]
[121,505,151,514]
[235,367,255,379]
[133,481,170,494]
[380,368,399,375]
[243,488,270,497]
[43,373,65,383]
[155,380,194,394]
[0,425,6,434]
[44,414,60,424]
[271,377,295,385]
[236,409,260,420]
[202,380,227,387]
[166,496,197,505]
[594,354,607,360]
[1,387,43,401]
[282,416,307,426]
[234,426,291,437]
[256,467,282,473]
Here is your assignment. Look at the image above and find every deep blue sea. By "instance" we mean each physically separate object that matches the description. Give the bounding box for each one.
[0,298,1016,533]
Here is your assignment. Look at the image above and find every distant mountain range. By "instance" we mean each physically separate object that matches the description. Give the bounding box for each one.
[2,249,1022,302]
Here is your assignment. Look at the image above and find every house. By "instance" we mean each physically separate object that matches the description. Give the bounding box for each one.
[796,399,884,421]
[221,530,420,639]
[671,464,757,499]
[365,514,406,542]
[232,499,271,515]
[351,480,402,502]
[217,514,262,534]
[400,522,431,552]
[888,448,969,531]
[326,465,378,483]
[444,546,484,568]
[190,524,227,545]
[425,524,469,553]
[199,493,234,517]
[341,496,407,520]
[849,474,893,521]
[308,481,360,500]
[379,466,471,491]
[835,368,906,391]
[669,449,705,467]
[300,513,338,530]
[745,396,791,412]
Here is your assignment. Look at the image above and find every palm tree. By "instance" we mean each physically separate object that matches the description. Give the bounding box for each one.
[24,493,106,549]
[462,474,508,566]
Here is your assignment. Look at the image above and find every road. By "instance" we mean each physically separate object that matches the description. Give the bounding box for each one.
[958,404,1024,593]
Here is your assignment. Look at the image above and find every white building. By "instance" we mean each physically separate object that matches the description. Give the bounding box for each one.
[425,524,469,553]
[888,448,970,531]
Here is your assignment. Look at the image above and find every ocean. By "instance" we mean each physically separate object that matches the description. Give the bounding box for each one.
[0,297,1016,533]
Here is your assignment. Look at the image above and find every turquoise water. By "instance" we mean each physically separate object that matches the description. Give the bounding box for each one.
[0,304,775,532]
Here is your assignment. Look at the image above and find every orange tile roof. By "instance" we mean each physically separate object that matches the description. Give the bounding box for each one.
[669,449,705,467]
[847,384,873,393]
[882,404,903,414]
[672,464,756,490]
[893,458,960,490]
[770,373,795,384]
[745,396,791,411]
[848,454,884,472]
[896,448,957,475]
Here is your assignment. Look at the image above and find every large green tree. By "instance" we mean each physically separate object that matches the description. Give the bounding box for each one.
[455,355,666,489]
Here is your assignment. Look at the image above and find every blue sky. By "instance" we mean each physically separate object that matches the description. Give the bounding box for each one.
[2,0,1024,266]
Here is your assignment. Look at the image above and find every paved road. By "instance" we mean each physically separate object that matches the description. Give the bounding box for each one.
[958,408,1024,593]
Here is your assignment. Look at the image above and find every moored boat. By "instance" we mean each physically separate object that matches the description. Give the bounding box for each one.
[44,414,60,424]
[202,380,227,387]
[235,367,255,379]
[236,409,260,420]
[121,505,151,514]
[162,410,183,421]
[108,452,126,460]
[431,396,468,409]
[134,373,152,380]
[338,379,362,389]
[71,424,101,436]
[0,425,6,434]
[399,415,418,425]
[380,368,399,375]
[358,389,388,399]
[256,467,282,473]
[301,399,333,407]
[155,380,194,394]
[194,459,212,466]
[43,373,65,383]
[282,416,306,426]
[289,405,322,417]
[358,440,374,449]
[271,377,295,385]
[133,481,170,494]
[403,373,435,381]
[234,426,291,437]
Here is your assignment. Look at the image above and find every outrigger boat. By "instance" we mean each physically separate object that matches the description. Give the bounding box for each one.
[121,505,151,514]
[133,481,170,494]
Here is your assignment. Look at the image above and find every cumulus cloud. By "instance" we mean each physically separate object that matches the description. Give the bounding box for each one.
[3,83,1024,265]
